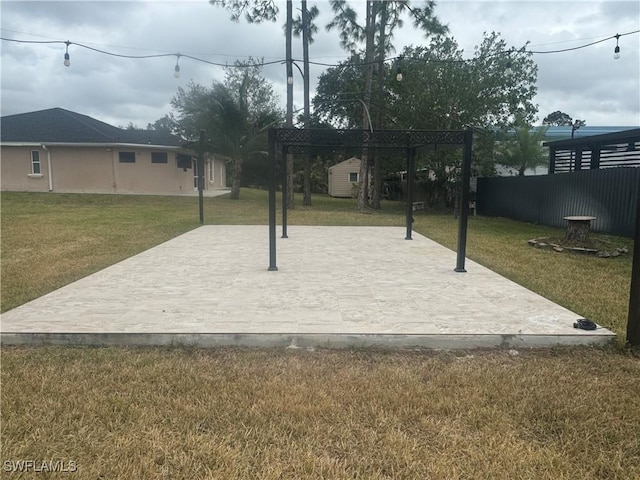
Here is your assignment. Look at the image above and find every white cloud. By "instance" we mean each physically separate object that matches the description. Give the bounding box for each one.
[1,0,638,127]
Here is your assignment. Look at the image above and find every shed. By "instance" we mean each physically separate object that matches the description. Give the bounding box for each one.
[328,157,361,197]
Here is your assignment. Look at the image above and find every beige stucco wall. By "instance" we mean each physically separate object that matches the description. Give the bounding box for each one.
[328,157,361,197]
[1,145,226,194]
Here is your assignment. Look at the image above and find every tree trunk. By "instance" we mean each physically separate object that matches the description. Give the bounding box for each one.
[565,220,592,244]
[286,0,295,209]
[370,2,388,210]
[302,0,312,206]
[358,0,375,211]
[230,159,242,200]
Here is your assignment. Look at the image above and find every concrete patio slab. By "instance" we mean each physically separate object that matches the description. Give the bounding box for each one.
[1,226,615,349]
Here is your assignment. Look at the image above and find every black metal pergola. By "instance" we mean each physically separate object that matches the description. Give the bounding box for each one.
[267,127,474,273]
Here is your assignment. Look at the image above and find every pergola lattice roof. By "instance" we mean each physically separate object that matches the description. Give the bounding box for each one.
[273,128,468,153]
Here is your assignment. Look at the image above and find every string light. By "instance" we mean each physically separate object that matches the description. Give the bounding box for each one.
[63,40,70,67]
[286,59,293,84]
[174,54,181,78]
[1,28,637,77]
[395,56,403,82]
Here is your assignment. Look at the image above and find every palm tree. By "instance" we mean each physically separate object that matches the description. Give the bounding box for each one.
[496,124,549,176]
[172,69,282,200]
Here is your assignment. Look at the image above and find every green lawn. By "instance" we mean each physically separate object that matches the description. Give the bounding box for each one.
[1,190,638,479]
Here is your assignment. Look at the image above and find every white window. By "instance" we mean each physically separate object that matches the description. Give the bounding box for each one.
[349,172,358,182]
[31,150,41,174]
[209,159,215,182]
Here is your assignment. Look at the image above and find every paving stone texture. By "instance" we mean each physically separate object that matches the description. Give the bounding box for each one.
[1,226,615,349]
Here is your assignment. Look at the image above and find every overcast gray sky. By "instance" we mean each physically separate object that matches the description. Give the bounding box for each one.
[1,0,639,128]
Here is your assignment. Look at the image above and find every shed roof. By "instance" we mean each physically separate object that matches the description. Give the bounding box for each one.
[0,108,185,147]
[328,157,361,171]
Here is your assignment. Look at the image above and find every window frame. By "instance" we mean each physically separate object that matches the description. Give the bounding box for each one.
[30,150,42,175]
[151,152,168,164]
[119,151,136,163]
[349,172,359,183]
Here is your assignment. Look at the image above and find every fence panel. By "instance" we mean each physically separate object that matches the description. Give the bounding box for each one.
[477,167,640,237]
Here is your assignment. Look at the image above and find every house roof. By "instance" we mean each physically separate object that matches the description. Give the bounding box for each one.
[0,108,185,147]
[537,125,639,141]
[543,128,640,148]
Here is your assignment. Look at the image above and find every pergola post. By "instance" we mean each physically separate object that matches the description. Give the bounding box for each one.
[455,128,473,272]
[281,145,288,239]
[268,129,278,271]
[405,147,416,240]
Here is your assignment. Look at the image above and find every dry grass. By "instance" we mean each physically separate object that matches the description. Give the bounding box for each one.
[2,346,640,479]
[412,214,634,340]
[1,190,638,479]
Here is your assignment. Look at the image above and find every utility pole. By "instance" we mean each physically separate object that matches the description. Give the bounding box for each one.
[301,0,312,206]
[285,0,294,209]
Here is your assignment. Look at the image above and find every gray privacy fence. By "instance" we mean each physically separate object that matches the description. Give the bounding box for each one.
[477,167,640,237]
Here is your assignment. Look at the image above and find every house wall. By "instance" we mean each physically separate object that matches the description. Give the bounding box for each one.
[206,156,227,190]
[0,146,224,194]
[328,158,361,197]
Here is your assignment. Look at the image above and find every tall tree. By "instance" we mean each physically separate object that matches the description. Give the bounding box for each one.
[212,0,320,207]
[210,0,278,23]
[388,33,537,204]
[326,0,447,210]
[292,2,319,206]
[542,110,586,127]
[147,115,176,134]
[171,61,282,199]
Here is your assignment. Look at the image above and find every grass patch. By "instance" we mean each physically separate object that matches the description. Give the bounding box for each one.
[1,190,638,478]
[2,346,639,479]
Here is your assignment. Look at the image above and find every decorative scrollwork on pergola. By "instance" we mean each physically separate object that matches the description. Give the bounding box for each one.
[274,128,467,151]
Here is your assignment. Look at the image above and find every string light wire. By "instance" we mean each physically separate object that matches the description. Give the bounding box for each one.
[1,29,638,72]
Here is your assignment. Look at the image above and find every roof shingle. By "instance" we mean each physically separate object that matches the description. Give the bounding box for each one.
[1,108,184,147]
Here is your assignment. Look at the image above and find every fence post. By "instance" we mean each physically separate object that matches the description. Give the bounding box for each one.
[627,187,640,347]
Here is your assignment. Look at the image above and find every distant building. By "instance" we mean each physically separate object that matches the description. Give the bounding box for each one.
[1,108,227,194]
[328,157,361,197]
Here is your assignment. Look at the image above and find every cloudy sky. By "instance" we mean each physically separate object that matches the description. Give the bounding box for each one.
[1,0,639,129]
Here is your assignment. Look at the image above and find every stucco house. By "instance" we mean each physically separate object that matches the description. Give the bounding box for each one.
[1,108,227,195]
[328,157,361,198]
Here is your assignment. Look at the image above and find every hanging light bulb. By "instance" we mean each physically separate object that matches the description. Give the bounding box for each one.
[613,34,621,59]
[395,56,403,82]
[174,54,181,78]
[287,60,293,85]
[63,41,70,67]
